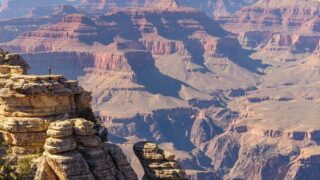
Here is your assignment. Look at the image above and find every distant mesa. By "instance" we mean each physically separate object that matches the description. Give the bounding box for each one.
[152,0,181,10]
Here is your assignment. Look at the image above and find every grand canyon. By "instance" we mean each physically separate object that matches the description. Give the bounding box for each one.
[0,0,319,179]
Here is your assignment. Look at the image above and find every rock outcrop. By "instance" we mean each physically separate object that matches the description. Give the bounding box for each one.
[0,72,92,157]
[36,119,137,180]
[0,51,98,178]
[134,142,187,180]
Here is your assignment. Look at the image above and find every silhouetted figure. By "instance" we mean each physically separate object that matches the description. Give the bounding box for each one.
[48,66,52,75]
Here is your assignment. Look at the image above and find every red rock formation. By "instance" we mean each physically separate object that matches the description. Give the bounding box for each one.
[217,0,320,52]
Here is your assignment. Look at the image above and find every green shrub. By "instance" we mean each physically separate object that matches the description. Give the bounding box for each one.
[16,154,40,179]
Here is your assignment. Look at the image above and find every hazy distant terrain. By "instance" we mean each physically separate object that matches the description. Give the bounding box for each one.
[0,0,320,179]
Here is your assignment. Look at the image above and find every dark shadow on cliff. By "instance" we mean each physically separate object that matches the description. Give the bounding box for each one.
[141,11,268,74]
[107,111,198,152]
[125,50,187,98]
[144,10,229,41]
[97,12,143,45]
[217,37,270,75]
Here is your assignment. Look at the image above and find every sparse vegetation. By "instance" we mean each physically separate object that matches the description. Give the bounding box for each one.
[0,163,18,180]
[0,142,40,179]
[16,158,32,178]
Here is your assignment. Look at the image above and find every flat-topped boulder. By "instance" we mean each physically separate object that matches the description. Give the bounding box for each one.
[1,75,85,96]
[0,73,92,117]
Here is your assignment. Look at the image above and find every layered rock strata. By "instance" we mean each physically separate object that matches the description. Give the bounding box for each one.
[217,0,320,54]
[0,73,92,156]
[36,119,138,180]
[134,142,187,180]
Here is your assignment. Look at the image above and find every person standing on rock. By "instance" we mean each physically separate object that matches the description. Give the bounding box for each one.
[48,66,52,75]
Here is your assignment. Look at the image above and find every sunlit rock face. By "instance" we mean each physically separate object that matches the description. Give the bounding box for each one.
[36,119,138,180]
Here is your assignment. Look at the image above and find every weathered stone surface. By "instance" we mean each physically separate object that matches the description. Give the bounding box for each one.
[103,143,138,180]
[11,145,43,155]
[73,118,96,136]
[1,130,46,146]
[79,147,116,180]
[47,121,73,138]
[44,138,77,154]
[0,117,53,133]
[35,157,58,180]
[75,135,100,147]
[35,119,138,180]
[47,128,73,139]
[45,151,95,180]
[134,141,187,180]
